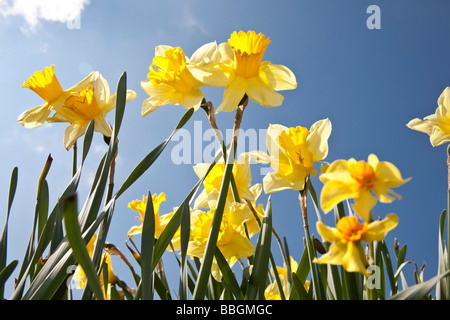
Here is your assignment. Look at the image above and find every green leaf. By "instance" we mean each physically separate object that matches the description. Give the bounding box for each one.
[0,166,18,299]
[115,107,194,199]
[62,193,104,300]
[141,191,155,300]
[436,209,448,300]
[247,196,272,300]
[390,270,450,300]
[0,260,18,290]
[214,248,244,300]
[178,202,191,300]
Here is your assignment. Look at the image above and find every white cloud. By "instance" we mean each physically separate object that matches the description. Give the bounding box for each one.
[0,0,90,31]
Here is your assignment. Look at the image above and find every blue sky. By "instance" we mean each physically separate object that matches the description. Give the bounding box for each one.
[1,0,450,298]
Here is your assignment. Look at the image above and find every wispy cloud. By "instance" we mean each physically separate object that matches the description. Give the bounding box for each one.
[0,0,90,32]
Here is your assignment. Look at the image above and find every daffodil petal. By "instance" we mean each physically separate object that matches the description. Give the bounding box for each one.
[63,123,87,150]
[216,77,247,113]
[259,61,297,91]
[340,241,369,276]
[316,221,342,243]
[320,179,358,213]
[362,213,398,242]
[307,118,332,162]
[263,171,305,194]
[17,103,52,128]
[245,76,284,108]
[352,189,377,222]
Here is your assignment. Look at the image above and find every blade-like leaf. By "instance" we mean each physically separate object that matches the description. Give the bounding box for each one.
[390,270,450,300]
[62,193,104,300]
[141,191,155,300]
[247,196,272,300]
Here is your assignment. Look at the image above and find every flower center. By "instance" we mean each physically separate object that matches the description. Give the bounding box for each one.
[22,65,64,102]
[349,161,376,187]
[63,86,101,121]
[147,47,200,92]
[336,216,368,242]
[228,30,271,78]
[278,126,314,171]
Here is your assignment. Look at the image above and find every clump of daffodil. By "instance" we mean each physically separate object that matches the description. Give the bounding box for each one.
[187,197,255,267]
[72,234,119,299]
[314,214,398,276]
[407,87,450,147]
[264,257,310,300]
[320,154,410,222]
[193,30,297,112]
[247,119,331,194]
[192,153,255,209]
[141,42,221,116]
[48,71,137,150]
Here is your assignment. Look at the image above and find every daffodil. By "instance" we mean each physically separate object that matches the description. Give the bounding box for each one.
[247,119,331,194]
[194,30,297,112]
[264,257,310,300]
[127,193,167,238]
[407,87,450,147]
[314,214,398,276]
[18,65,103,129]
[192,153,254,209]
[46,71,137,150]
[320,154,410,222]
[72,234,119,299]
[141,42,220,116]
[187,200,255,266]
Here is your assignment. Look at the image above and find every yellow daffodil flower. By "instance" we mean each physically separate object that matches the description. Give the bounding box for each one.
[264,257,310,300]
[314,214,398,276]
[320,154,410,222]
[127,193,167,238]
[46,71,137,150]
[141,42,220,116]
[72,234,118,299]
[18,65,106,129]
[187,201,255,266]
[195,30,297,113]
[407,87,450,147]
[192,153,254,209]
[247,119,331,194]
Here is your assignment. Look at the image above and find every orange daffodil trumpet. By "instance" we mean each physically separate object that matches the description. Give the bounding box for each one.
[319,154,410,222]
[193,30,297,112]
[407,87,450,147]
[247,119,332,194]
[18,65,137,150]
[314,214,398,276]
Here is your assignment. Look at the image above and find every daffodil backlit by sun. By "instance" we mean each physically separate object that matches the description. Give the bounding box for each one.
[193,30,297,112]
[127,193,167,239]
[407,87,450,147]
[314,214,398,276]
[141,44,218,116]
[187,201,255,266]
[246,119,331,194]
[18,66,137,150]
[320,154,410,222]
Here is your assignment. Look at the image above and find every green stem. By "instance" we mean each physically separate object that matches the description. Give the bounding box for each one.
[72,141,77,177]
[447,145,450,294]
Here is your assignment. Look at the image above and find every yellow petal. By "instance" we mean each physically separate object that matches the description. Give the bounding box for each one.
[127,225,143,238]
[306,118,332,162]
[352,189,377,222]
[406,117,435,136]
[316,221,342,243]
[340,241,369,276]
[245,76,284,108]
[320,179,358,213]
[259,61,297,91]
[17,103,52,129]
[216,77,247,113]
[63,123,86,150]
[362,213,398,242]
[263,171,305,194]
